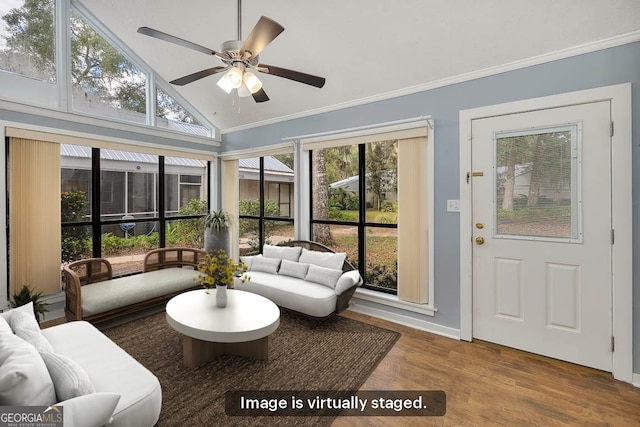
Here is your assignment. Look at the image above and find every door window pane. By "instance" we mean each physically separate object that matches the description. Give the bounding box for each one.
[495,127,578,240]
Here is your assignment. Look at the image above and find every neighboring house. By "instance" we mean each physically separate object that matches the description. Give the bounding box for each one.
[330,170,398,206]
[238,157,294,217]
[496,164,571,204]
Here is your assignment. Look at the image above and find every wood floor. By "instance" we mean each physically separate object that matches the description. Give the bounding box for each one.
[333,311,640,427]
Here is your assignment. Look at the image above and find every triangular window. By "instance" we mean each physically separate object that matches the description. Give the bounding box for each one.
[70,10,147,124]
[156,87,208,137]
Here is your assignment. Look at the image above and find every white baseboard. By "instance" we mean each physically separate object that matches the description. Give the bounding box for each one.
[632,373,640,388]
[348,301,460,340]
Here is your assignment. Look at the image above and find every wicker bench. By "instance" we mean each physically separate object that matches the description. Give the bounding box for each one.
[64,247,207,323]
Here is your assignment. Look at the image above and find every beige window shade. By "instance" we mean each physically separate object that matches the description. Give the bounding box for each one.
[221,160,239,257]
[6,127,214,161]
[397,136,430,304]
[9,138,61,296]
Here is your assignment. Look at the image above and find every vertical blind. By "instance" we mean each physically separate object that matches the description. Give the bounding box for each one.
[9,138,61,295]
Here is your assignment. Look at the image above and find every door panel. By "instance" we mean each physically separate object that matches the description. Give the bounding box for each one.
[471,101,612,371]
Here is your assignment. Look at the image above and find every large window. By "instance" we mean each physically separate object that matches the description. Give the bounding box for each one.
[304,120,431,305]
[60,144,209,277]
[311,141,398,293]
[238,155,295,255]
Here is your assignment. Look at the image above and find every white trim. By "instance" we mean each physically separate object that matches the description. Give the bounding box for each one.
[632,373,640,389]
[354,288,436,316]
[283,116,432,144]
[218,141,295,160]
[0,99,219,150]
[459,83,633,383]
[347,301,459,340]
[222,31,640,134]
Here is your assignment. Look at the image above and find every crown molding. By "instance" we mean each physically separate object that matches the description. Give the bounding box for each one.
[222,30,640,134]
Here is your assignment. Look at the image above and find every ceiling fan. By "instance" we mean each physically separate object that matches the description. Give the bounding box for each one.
[137,2,325,103]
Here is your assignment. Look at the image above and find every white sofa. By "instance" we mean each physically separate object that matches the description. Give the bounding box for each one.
[238,241,362,318]
[0,302,161,427]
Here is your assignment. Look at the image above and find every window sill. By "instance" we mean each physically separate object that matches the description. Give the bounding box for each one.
[353,288,437,316]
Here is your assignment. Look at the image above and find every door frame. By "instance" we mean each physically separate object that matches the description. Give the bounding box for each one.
[459,83,632,382]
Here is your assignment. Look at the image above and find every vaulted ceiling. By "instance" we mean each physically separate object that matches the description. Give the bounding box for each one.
[80,0,640,133]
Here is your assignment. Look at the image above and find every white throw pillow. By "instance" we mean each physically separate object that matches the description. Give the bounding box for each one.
[263,244,302,262]
[304,264,344,289]
[250,256,281,274]
[240,255,258,270]
[57,392,121,427]
[278,259,310,279]
[0,328,56,406]
[41,352,96,402]
[0,301,35,323]
[10,310,53,353]
[298,248,346,270]
[335,270,362,295]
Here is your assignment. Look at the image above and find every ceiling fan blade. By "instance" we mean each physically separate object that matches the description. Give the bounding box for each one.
[252,88,270,103]
[137,27,227,60]
[258,64,326,88]
[169,67,228,86]
[240,16,284,59]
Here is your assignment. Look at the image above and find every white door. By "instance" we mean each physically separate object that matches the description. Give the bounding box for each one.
[471,101,612,371]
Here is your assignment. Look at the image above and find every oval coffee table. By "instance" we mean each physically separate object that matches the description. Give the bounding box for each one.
[166,289,280,367]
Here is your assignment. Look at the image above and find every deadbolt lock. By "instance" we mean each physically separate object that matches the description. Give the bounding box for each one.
[475,222,484,229]
[475,236,485,245]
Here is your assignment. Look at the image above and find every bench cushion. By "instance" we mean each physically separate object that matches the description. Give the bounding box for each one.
[239,272,337,318]
[81,268,200,317]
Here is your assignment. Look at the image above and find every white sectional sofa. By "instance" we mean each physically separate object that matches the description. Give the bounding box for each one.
[0,302,161,427]
[238,241,362,318]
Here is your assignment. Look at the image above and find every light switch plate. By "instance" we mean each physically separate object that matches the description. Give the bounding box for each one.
[447,200,460,212]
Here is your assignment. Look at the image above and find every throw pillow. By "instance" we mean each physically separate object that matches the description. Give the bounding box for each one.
[335,270,362,295]
[56,392,121,427]
[0,301,35,323]
[239,255,257,270]
[263,244,302,262]
[0,328,56,406]
[9,310,53,353]
[278,259,310,279]
[40,351,96,402]
[304,264,344,289]
[298,248,346,270]
[250,256,281,274]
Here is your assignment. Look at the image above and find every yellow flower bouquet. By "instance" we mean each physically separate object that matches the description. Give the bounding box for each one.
[196,249,250,291]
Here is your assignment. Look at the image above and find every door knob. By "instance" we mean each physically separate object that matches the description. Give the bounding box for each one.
[475,236,485,245]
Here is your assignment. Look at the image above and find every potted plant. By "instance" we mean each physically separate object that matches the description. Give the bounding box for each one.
[195,249,249,308]
[202,208,231,254]
[10,284,50,323]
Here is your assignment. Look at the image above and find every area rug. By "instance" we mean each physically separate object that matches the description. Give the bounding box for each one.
[103,310,400,426]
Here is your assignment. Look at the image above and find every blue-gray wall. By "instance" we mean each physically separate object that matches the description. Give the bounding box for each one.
[222,42,640,371]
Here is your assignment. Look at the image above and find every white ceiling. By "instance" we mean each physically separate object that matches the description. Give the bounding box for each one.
[79,0,640,133]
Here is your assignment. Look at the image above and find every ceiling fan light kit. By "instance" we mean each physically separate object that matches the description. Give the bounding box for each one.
[138,4,325,104]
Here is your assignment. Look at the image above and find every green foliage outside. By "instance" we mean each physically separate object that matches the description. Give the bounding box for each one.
[171,199,207,247]
[239,199,281,253]
[61,191,91,263]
